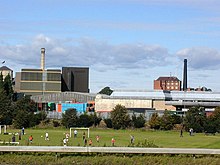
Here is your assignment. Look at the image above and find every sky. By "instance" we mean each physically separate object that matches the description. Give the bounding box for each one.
[1,0,220,93]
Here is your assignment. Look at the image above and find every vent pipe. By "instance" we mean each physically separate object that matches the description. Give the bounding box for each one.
[41,48,45,71]
[183,59,187,91]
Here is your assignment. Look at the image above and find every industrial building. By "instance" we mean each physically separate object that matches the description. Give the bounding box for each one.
[14,68,62,96]
[94,90,220,118]
[61,67,89,93]
[154,76,181,91]
[14,48,61,96]
[30,89,220,120]
[14,48,89,96]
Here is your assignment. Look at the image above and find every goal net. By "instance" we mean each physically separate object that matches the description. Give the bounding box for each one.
[69,127,90,138]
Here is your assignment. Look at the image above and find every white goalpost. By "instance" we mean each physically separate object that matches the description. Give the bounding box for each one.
[0,125,7,134]
[69,127,90,138]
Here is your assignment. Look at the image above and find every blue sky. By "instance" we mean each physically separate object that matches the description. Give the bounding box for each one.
[1,0,220,92]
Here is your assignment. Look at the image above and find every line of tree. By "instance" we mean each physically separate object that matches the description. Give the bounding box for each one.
[149,106,220,133]
[102,103,220,133]
[0,73,46,128]
[61,108,102,128]
[104,104,146,129]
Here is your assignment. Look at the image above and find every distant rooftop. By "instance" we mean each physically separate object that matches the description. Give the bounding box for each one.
[0,66,12,71]
[156,76,180,81]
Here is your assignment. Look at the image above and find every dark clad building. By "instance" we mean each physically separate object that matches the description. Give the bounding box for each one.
[61,67,89,93]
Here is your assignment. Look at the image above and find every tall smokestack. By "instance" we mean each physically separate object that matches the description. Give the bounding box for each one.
[41,48,45,71]
[183,59,187,91]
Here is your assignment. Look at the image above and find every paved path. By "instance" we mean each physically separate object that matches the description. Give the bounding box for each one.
[0,146,220,155]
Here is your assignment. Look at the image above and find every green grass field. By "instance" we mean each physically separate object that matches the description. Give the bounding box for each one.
[1,128,220,149]
[1,128,220,164]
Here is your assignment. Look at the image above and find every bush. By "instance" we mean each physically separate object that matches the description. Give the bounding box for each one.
[132,114,146,128]
[104,118,112,128]
[53,120,61,127]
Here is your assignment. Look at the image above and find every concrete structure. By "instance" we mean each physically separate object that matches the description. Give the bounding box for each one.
[154,76,181,91]
[0,66,13,80]
[61,67,89,93]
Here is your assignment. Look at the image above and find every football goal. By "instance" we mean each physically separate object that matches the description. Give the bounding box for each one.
[69,127,90,138]
[0,125,7,134]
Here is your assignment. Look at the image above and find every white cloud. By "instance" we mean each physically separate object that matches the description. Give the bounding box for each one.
[176,47,220,69]
[0,34,172,72]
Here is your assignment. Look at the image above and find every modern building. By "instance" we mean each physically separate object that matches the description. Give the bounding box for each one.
[61,67,89,93]
[14,68,61,96]
[95,90,220,118]
[154,76,181,91]
[0,66,13,80]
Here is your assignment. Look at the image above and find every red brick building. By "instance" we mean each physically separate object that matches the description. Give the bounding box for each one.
[154,76,181,91]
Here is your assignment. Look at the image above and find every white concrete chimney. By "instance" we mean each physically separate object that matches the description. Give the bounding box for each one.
[41,48,45,71]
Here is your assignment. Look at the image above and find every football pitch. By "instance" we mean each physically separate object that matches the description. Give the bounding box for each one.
[1,128,220,149]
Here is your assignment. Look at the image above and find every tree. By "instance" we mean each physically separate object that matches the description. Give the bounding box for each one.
[61,108,78,128]
[0,89,13,125]
[0,73,3,90]
[159,110,174,130]
[3,74,13,99]
[77,113,93,127]
[13,110,30,128]
[131,113,146,128]
[184,106,207,133]
[148,113,160,129]
[104,118,112,128]
[205,107,220,133]
[110,104,131,129]
[15,96,37,113]
[98,86,113,96]
[90,113,102,127]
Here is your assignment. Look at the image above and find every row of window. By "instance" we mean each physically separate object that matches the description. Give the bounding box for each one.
[166,86,179,90]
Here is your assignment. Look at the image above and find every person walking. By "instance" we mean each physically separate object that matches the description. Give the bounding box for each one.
[111,138,115,147]
[45,132,49,140]
[96,135,100,143]
[74,130,78,138]
[130,135,135,144]
[88,139,93,146]
[63,138,67,146]
[22,127,25,135]
[84,138,87,146]
[180,129,183,137]
[82,132,86,141]
[29,135,33,144]
[12,134,16,143]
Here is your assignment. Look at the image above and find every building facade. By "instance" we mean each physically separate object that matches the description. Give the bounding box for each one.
[61,67,89,93]
[15,69,61,96]
[154,76,181,91]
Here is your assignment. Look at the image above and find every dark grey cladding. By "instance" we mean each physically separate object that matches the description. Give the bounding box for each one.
[183,59,187,91]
